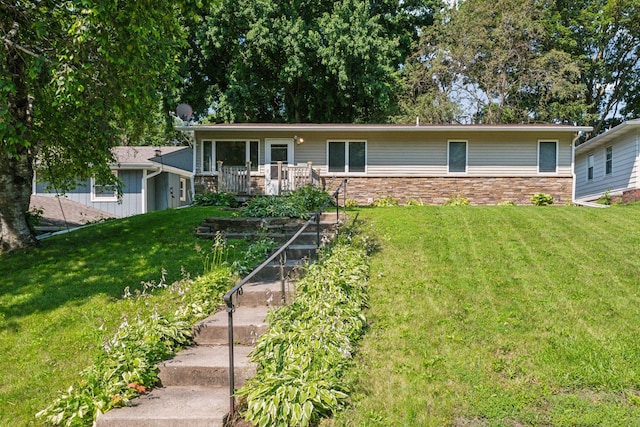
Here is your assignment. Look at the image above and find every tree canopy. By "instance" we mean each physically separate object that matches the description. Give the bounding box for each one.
[1,1,184,251]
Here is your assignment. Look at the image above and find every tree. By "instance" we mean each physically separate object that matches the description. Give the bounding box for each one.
[401,0,585,124]
[545,0,640,135]
[1,1,184,252]
[196,0,424,124]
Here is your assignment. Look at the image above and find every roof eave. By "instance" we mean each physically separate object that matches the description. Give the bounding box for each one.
[175,124,593,133]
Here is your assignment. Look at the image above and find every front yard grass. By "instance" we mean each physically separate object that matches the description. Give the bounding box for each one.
[0,207,236,426]
[335,204,640,426]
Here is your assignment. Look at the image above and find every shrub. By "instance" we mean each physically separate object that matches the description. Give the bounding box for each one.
[192,192,238,208]
[443,195,470,206]
[237,227,370,427]
[371,195,399,207]
[530,193,554,206]
[405,198,424,206]
[345,198,359,209]
[241,185,330,219]
[497,200,517,206]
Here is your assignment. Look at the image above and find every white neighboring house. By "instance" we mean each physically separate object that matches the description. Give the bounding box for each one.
[33,146,194,220]
[574,119,640,203]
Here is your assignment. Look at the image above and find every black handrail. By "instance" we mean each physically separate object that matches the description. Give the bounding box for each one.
[223,178,348,416]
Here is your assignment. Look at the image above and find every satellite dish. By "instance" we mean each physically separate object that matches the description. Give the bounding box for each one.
[176,103,193,123]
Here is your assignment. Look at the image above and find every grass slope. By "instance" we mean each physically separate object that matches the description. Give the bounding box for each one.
[336,205,640,426]
[0,207,234,426]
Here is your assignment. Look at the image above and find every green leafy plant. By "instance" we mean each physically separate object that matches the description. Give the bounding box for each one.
[192,192,238,207]
[36,264,233,426]
[497,200,517,206]
[241,185,330,219]
[405,198,425,206]
[530,193,554,206]
[371,195,399,207]
[237,229,370,427]
[597,189,612,205]
[345,198,359,208]
[443,195,470,206]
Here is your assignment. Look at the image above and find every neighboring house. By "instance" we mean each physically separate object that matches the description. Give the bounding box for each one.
[33,146,193,219]
[575,119,640,203]
[177,123,592,205]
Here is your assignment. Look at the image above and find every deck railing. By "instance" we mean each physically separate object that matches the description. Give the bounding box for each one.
[223,178,348,417]
[217,161,252,194]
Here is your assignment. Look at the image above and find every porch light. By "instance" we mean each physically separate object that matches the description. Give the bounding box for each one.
[294,135,304,145]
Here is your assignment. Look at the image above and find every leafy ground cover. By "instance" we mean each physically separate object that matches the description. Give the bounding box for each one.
[334,204,640,426]
[0,207,241,426]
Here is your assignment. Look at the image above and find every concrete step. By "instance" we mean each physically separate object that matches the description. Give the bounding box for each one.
[252,259,308,282]
[95,386,229,427]
[234,280,295,307]
[158,345,255,388]
[193,305,269,346]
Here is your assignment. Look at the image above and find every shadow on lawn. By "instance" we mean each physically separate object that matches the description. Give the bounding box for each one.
[0,215,203,325]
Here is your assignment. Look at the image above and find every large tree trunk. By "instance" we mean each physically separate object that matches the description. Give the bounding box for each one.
[0,151,37,252]
[1,22,38,252]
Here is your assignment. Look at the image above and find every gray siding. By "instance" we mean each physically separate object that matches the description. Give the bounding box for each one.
[575,130,639,199]
[195,130,574,177]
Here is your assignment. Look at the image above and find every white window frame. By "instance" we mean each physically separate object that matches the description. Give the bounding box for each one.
[605,146,613,176]
[179,177,187,202]
[91,170,118,202]
[326,140,367,174]
[587,154,594,181]
[200,139,259,174]
[447,140,468,174]
[538,140,558,174]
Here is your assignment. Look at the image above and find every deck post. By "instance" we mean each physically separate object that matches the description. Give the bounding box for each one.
[217,161,224,192]
[307,162,313,185]
[245,161,252,195]
[277,161,283,195]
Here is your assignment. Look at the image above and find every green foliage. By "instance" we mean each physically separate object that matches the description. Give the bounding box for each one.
[198,0,409,123]
[405,198,425,206]
[530,193,554,206]
[238,233,370,427]
[36,267,232,426]
[597,189,612,205]
[231,237,278,275]
[241,185,330,218]
[192,192,238,207]
[443,195,470,206]
[345,199,360,209]
[371,195,399,207]
[497,200,517,206]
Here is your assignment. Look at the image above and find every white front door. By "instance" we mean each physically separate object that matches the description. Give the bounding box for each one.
[265,139,294,195]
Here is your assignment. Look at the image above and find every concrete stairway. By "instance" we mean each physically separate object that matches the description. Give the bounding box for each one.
[95,213,342,427]
[95,281,293,427]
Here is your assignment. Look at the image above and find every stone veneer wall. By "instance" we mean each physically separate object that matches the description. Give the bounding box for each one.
[341,176,573,206]
[621,188,640,203]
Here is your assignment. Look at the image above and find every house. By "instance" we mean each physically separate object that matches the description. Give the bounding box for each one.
[574,119,640,203]
[177,123,592,205]
[33,146,193,221]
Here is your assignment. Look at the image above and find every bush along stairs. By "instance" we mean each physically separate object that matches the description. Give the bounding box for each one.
[95,213,343,427]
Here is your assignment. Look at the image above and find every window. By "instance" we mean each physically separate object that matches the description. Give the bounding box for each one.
[587,154,594,180]
[201,140,258,172]
[91,170,118,202]
[179,178,187,202]
[328,141,366,173]
[605,146,613,175]
[448,141,467,173]
[538,141,557,173]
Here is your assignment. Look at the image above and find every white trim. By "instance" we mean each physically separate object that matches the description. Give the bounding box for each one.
[200,139,260,174]
[265,138,294,165]
[326,140,367,174]
[91,170,119,202]
[538,140,558,174]
[605,145,613,176]
[180,177,187,202]
[178,124,593,133]
[587,153,594,181]
[447,140,468,174]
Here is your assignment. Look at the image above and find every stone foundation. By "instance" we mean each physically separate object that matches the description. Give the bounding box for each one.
[340,176,573,206]
[622,188,640,204]
[195,175,266,195]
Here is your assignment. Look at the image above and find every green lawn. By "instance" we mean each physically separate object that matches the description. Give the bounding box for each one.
[0,207,236,426]
[335,205,640,426]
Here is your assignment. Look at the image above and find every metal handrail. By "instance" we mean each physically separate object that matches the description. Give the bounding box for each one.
[223,178,348,416]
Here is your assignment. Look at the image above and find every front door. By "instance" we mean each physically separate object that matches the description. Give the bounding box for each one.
[265,139,294,195]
